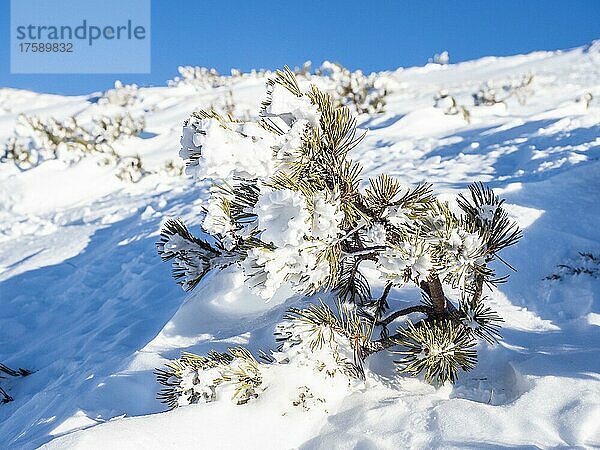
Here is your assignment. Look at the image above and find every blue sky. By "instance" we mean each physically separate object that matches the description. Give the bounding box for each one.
[1,0,599,95]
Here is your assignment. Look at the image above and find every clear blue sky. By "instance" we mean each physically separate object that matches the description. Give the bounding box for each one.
[1,0,598,95]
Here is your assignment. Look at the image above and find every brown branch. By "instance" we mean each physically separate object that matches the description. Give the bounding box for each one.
[378,282,392,304]
[362,321,424,357]
[419,280,431,298]
[472,274,485,304]
[426,275,447,314]
[377,305,431,327]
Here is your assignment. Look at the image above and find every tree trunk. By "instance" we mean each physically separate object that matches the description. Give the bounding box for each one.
[427,275,447,315]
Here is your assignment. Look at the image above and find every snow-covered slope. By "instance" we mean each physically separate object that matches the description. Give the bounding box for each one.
[1,43,599,449]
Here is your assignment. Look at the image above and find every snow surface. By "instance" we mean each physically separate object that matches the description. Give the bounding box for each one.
[2,43,600,449]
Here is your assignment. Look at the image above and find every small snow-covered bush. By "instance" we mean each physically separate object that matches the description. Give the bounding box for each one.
[98,80,140,108]
[434,90,471,122]
[162,159,186,177]
[168,66,227,89]
[156,300,364,409]
[576,92,593,109]
[473,74,534,107]
[230,67,274,80]
[115,155,147,183]
[315,61,388,114]
[155,67,521,408]
[294,61,313,79]
[1,112,145,178]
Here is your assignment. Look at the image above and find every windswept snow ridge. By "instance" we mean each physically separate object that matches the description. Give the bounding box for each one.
[1,44,600,449]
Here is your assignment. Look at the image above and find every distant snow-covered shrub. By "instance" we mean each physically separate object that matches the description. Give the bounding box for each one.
[168,66,227,89]
[167,62,387,114]
[434,90,471,122]
[162,159,186,177]
[576,92,593,109]
[115,155,147,183]
[1,112,145,180]
[293,60,313,79]
[156,300,364,410]
[98,80,140,107]
[230,67,274,80]
[155,67,521,409]
[473,74,534,107]
[315,61,388,114]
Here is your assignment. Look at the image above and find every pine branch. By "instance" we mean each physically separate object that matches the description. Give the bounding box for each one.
[335,257,372,305]
[457,182,522,258]
[392,319,477,385]
[156,218,233,291]
[456,295,504,344]
[472,274,485,304]
[377,305,432,327]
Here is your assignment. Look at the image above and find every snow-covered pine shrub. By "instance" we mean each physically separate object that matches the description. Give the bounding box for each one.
[168,66,227,89]
[1,136,40,170]
[156,300,367,409]
[434,90,471,122]
[1,112,144,175]
[473,74,534,107]
[98,80,140,107]
[90,113,145,146]
[155,67,521,408]
[316,61,387,114]
[292,386,324,411]
[472,81,500,107]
